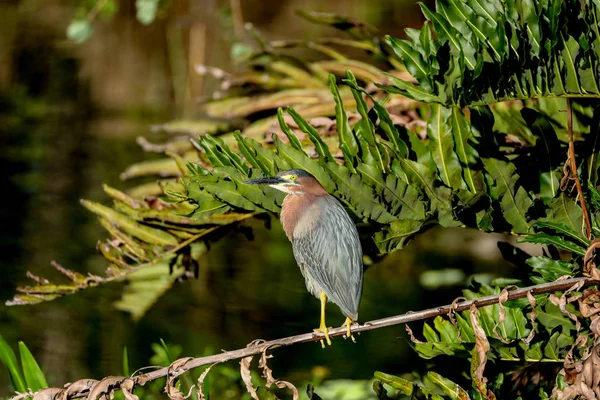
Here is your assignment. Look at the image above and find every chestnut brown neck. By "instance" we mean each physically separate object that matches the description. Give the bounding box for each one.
[279,178,328,240]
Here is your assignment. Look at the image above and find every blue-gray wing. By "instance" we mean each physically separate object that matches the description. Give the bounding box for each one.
[291,196,363,320]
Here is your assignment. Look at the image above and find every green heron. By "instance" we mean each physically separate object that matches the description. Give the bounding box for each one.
[245,169,363,346]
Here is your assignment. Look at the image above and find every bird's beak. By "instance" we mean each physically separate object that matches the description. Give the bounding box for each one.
[244,176,286,185]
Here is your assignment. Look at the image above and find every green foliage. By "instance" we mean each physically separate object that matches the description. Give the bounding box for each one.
[0,334,26,393]
[19,342,47,391]
[0,336,47,393]
[381,0,600,106]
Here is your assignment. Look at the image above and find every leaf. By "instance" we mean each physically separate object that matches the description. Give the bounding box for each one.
[451,107,483,193]
[286,107,334,161]
[377,76,442,104]
[326,162,397,223]
[201,179,260,211]
[373,372,445,399]
[538,194,585,242]
[543,331,573,361]
[536,302,577,333]
[561,35,581,93]
[534,222,590,247]
[373,219,423,253]
[19,342,47,391]
[428,104,466,190]
[420,3,475,71]
[114,259,186,321]
[122,346,130,377]
[276,108,303,151]
[521,108,562,203]
[585,106,600,186]
[482,158,532,233]
[426,371,470,400]
[520,233,586,256]
[525,256,574,282]
[0,335,26,392]
[345,70,387,172]
[235,131,272,176]
[387,36,432,91]
[212,167,280,213]
[329,75,358,170]
[81,200,179,246]
[399,158,452,211]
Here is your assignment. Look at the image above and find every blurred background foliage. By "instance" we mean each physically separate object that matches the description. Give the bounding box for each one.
[0,0,565,398]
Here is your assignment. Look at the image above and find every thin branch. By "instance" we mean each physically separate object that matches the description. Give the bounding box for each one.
[20,277,599,400]
[566,98,593,240]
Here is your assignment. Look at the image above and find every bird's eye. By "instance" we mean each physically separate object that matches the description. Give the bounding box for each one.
[289,174,297,181]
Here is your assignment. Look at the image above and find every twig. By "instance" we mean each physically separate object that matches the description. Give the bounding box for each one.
[566,98,593,240]
[24,277,599,400]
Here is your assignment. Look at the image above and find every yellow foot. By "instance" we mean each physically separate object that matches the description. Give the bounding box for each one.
[313,325,332,348]
[342,317,356,343]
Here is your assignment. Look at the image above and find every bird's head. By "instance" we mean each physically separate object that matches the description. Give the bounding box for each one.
[244,169,324,195]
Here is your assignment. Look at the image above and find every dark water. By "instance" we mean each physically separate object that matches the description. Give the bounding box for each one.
[0,0,519,397]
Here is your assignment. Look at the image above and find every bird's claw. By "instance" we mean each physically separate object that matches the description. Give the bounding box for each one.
[313,326,332,347]
[342,318,357,343]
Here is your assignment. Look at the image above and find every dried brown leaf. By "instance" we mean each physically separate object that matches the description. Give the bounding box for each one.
[240,356,259,400]
[522,290,537,345]
[196,363,218,400]
[120,379,139,400]
[469,304,495,400]
[258,348,299,400]
[10,390,33,400]
[165,358,194,400]
[492,288,512,344]
[448,297,466,342]
[549,280,585,332]
[62,378,98,400]
[31,388,64,400]
[405,324,425,344]
[87,376,125,400]
[25,272,49,285]
[584,240,600,279]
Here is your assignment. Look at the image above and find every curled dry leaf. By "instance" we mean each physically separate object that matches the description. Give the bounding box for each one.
[240,356,259,400]
[196,363,218,400]
[584,240,600,279]
[549,280,585,332]
[31,388,64,400]
[120,379,139,400]
[165,358,194,400]
[405,324,426,344]
[448,296,466,343]
[554,346,600,400]
[522,290,537,345]
[87,376,125,400]
[492,288,512,344]
[10,390,33,400]
[469,304,495,400]
[579,289,600,318]
[62,378,98,400]
[258,348,299,400]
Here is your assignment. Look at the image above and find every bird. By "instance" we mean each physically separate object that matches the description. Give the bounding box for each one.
[245,168,363,346]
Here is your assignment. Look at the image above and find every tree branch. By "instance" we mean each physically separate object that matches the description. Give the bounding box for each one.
[565,98,593,240]
[15,277,599,400]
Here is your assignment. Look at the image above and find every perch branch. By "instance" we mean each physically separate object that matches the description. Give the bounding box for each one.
[17,277,599,400]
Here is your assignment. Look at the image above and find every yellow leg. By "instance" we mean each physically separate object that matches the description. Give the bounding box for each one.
[313,291,332,347]
[342,317,356,343]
